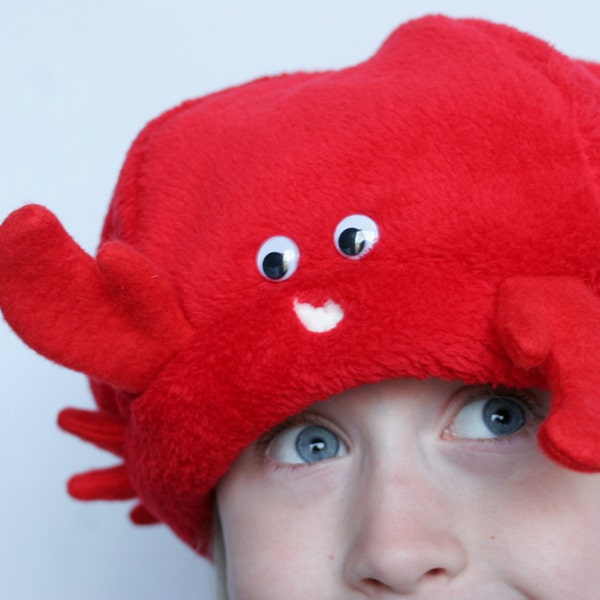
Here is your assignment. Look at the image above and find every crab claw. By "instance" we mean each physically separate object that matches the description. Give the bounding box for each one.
[496,276,600,472]
[0,204,193,392]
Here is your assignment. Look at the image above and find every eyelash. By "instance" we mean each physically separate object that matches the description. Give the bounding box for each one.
[255,412,347,468]
[443,384,546,443]
[255,384,547,468]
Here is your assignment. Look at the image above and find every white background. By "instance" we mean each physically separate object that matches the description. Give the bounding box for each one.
[1,1,600,598]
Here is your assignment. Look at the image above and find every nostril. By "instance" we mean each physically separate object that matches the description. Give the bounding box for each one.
[424,567,447,578]
[362,578,388,591]
[360,567,450,592]
[360,567,450,596]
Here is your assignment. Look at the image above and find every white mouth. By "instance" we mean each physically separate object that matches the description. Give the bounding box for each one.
[293,299,344,333]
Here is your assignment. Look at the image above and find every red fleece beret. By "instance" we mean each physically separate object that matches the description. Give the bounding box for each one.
[2,15,600,553]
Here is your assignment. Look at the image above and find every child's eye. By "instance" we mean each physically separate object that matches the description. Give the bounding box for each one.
[267,424,348,464]
[446,387,542,440]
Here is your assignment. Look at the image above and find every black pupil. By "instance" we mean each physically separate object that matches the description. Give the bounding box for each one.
[262,251,287,279]
[483,398,526,436]
[338,227,366,256]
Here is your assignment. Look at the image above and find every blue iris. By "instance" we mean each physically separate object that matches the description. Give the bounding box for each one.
[295,425,340,463]
[483,397,526,436]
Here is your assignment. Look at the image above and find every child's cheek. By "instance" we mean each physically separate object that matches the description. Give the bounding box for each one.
[439,435,548,483]
[437,440,600,592]
[218,458,349,600]
[257,459,350,506]
[479,471,600,594]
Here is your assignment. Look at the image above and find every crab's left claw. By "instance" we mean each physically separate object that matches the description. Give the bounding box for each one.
[496,276,600,472]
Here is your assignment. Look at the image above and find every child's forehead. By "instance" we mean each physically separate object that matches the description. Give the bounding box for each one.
[303,378,464,429]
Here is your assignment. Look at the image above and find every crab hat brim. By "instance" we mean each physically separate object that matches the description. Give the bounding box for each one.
[2,15,600,552]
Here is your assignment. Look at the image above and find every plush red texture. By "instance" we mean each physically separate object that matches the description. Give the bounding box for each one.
[0,204,193,393]
[68,465,136,501]
[2,15,600,552]
[58,408,126,456]
[496,277,600,471]
[129,503,159,526]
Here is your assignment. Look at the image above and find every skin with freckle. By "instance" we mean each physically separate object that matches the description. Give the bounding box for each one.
[218,379,600,598]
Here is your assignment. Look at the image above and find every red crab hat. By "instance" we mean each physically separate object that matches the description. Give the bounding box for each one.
[2,15,600,553]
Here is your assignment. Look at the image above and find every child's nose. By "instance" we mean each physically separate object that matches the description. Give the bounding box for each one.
[342,468,467,594]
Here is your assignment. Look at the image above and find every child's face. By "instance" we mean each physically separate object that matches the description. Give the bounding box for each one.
[217,378,600,598]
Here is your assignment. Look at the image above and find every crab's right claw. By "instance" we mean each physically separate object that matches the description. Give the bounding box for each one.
[496,276,600,472]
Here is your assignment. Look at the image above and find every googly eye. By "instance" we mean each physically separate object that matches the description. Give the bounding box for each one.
[334,214,379,259]
[257,236,300,281]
